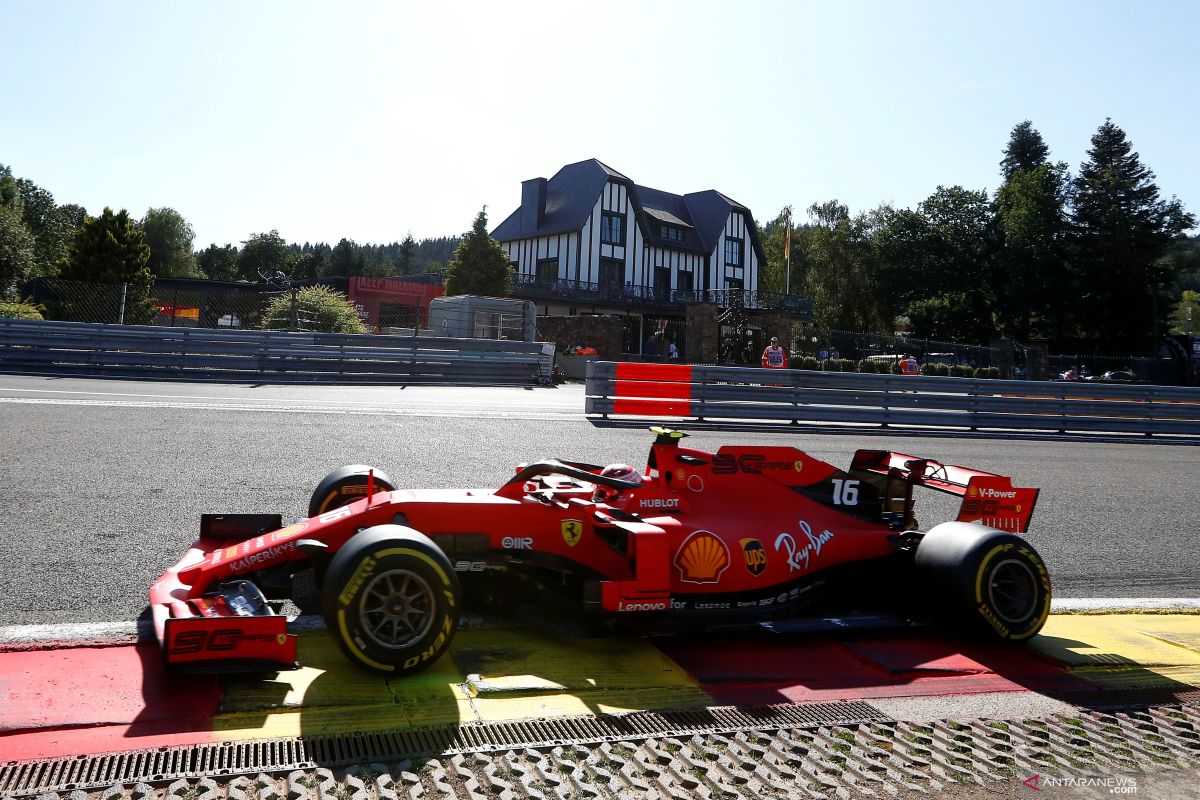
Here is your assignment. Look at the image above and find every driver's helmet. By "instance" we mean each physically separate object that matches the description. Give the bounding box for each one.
[592,463,643,502]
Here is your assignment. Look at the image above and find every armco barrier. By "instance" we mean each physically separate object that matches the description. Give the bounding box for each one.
[0,318,555,386]
[584,361,1200,438]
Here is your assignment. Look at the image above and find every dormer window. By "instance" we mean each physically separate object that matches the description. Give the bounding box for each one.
[661,225,683,242]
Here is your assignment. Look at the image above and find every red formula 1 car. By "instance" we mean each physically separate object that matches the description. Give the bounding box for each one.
[150,428,1050,674]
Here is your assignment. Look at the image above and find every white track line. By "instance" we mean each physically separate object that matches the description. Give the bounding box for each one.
[1051,598,1200,612]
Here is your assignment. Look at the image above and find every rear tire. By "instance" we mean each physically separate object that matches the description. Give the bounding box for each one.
[308,465,397,519]
[915,521,1051,641]
[321,525,460,674]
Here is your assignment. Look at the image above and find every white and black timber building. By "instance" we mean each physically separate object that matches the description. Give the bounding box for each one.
[491,159,781,314]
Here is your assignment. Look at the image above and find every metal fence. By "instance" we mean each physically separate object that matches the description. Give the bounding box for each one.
[584,361,1200,439]
[790,327,997,368]
[0,318,555,386]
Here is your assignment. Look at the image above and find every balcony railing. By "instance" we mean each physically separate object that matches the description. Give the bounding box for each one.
[513,274,811,316]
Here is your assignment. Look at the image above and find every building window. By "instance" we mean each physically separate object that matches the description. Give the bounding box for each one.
[536,258,558,287]
[601,212,624,244]
[724,238,743,267]
[725,277,743,291]
[661,225,683,242]
[599,259,624,297]
[677,270,694,293]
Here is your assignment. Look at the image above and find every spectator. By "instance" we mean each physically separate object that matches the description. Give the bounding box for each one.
[830,347,840,360]
[761,336,788,369]
[668,340,680,360]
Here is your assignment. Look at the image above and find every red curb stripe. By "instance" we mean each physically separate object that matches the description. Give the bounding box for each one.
[0,644,220,761]
[613,380,692,400]
[614,363,693,382]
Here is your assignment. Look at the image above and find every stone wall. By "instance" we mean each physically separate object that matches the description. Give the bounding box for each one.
[536,314,625,356]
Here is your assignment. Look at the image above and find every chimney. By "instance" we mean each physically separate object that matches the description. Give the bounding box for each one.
[521,177,547,230]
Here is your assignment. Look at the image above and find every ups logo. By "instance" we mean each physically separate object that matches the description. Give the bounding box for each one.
[740,538,767,576]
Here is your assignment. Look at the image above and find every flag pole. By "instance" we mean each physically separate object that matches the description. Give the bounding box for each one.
[784,208,792,295]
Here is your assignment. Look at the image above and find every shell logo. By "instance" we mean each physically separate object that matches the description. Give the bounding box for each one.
[967,486,978,498]
[674,531,730,584]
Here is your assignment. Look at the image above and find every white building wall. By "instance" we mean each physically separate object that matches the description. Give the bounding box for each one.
[714,212,757,293]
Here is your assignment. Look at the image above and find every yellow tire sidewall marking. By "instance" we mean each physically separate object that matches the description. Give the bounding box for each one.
[335,544,455,671]
[974,541,1049,640]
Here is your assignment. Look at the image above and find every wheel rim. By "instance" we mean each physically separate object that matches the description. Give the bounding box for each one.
[987,558,1039,625]
[358,568,436,649]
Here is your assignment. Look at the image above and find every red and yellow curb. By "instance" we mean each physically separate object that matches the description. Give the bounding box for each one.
[2,614,1198,764]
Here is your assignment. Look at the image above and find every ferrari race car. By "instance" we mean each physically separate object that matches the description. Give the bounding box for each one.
[150,428,1050,674]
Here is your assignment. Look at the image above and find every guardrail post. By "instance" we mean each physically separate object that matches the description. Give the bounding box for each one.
[1058,383,1067,434]
[881,376,890,428]
[968,378,979,431]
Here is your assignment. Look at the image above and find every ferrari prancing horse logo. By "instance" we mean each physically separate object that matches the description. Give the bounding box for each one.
[562,519,583,547]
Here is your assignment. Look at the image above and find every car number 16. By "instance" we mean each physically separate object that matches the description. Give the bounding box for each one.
[831,478,859,505]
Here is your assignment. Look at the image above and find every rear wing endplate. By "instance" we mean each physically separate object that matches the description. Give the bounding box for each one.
[851,450,1040,533]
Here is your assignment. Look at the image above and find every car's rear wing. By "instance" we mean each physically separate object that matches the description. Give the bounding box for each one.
[850,450,1040,533]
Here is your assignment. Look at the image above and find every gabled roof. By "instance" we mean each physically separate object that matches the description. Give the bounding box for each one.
[492,160,765,265]
[492,159,630,241]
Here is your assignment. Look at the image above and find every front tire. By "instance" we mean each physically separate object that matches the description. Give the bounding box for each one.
[321,525,460,674]
[915,521,1051,641]
[308,465,397,519]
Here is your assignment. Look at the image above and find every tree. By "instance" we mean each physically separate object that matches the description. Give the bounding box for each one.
[58,207,155,323]
[142,207,201,278]
[395,234,418,275]
[196,243,240,282]
[875,187,1000,343]
[995,121,1072,341]
[0,204,37,296]
[237,230,295,281]
[260,284,366,333]
[444,208,513,297]
[329,238,366,276]
[1169,289,1199,335]
[1071,119,1196,352]
[798,201,887,330]
[1000,120,1051,182]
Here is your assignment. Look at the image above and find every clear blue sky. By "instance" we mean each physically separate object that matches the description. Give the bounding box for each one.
[3,0,1197,250]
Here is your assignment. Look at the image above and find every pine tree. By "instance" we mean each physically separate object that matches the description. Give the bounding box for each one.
[995,121,1072,341]
[397,234,418,275]
[1071,119,1195,352]
[1000,120,1051,181]
[58,207,155,323]
[444,208,514,297]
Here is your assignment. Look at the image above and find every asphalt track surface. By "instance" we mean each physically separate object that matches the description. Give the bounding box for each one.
[0,374,1196,629]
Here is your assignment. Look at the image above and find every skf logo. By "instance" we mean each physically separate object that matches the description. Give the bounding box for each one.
[561,519,583,547]
[741,538,767,576]
[674,531,730,584]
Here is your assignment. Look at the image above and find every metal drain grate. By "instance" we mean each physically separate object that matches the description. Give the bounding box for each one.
[0,700,887,797]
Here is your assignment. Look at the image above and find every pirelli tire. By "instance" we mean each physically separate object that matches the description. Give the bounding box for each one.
[308,465,397,519]
[914,521,1051,641]
[321,525,460,674]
